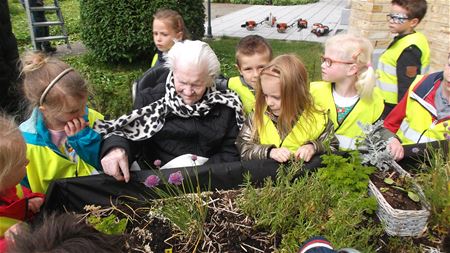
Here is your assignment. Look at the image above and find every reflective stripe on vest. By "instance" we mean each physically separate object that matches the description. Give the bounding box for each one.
[228,76,255,115]
[396,73,449,144]
[259,110,328,152]
[376,32,430,104]
[398,120,437,143]
[336,134,356,150]
[310,81,384,150]
[151,54,158,67]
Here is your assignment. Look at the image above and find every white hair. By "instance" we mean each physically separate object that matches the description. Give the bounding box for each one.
[164,40,220,87]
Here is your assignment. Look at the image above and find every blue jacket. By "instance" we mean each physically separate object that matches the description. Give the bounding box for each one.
[19,107,103,193]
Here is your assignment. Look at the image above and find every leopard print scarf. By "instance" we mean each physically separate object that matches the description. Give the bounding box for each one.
[94,71,244,141]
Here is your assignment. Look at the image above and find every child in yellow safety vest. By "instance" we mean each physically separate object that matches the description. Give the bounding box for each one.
[376,0,430,117]
[236,54,338,163]
[19,52,104,194]
[0,115,44,253]
[150,9,188,68]
[310,33,403,160]
[384,53,450,145]
[227,35,273,115]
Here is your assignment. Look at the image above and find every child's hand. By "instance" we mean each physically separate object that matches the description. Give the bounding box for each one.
[388,138,404,161]
[295,144,315,162]
[64,117,89,137]
[269,147,292,163]
[28,197,44,213]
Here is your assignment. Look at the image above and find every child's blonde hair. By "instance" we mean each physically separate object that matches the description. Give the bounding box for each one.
[253,54,317,138]
[153,9,190,41]
[325,33,376,101]
[0,115,26,186]
[21,52,88,113]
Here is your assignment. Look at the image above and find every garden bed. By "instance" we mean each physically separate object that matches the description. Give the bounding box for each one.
[80,190,278,253]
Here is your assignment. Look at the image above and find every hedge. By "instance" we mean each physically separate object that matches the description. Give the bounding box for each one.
[212,0,319,4]
[80,0,205,62]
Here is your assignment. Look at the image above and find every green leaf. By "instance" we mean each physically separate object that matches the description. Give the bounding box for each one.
[380,187,389,193]
[384,178,395,185]
[408,191,421,202]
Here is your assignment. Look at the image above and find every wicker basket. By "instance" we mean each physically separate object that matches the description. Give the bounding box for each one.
[368,162,430,237]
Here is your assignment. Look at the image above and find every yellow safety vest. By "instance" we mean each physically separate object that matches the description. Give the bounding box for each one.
[310,81,384,150]
[396,73,450,144]
[0,185,24,237]
[151,54,158,67]
[376,32,430,104]
[228,76,255,115]
[258,109,328,152]
[22,109,104,193]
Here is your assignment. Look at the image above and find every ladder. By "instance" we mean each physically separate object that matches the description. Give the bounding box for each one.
[24,0,71,51]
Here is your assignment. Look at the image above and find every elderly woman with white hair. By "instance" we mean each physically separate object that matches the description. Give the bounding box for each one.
[95,40,244,182]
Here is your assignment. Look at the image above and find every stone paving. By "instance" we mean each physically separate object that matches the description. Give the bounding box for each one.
[207,0,348,43]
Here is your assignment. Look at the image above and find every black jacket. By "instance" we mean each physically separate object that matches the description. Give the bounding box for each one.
[0,0,20,112]
[101,68,240,169]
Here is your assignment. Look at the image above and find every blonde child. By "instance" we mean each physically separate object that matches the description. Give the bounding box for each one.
[19,52,104,193]
[0,115,44,252]
[228,35,273,115]
[236,54,337,163]
[310,33,403,160]
[151,9,188,67]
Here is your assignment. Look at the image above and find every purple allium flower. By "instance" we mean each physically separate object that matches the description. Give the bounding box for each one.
[411,147,420,154]
[168,171,184,186]
[191,154,198,162]
[444,122,448,128]
[444,133,449,139]
[144,175,160,188]
[153,159,162,168]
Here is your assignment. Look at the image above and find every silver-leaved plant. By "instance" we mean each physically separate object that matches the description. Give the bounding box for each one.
[356,120,394,174]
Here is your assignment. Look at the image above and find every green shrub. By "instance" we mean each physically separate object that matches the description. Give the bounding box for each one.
[80,0,205,62]
[227,0,319,4]
[64,54,146,118]
[238,159,381,252]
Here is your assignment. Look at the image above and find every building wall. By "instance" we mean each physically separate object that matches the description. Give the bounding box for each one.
[349,0,450,72]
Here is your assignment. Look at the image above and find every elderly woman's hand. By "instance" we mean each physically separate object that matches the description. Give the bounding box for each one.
[101,148,130,182]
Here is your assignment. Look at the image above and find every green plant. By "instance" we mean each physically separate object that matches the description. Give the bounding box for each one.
[318,151,378,210]
[416,145,450,238]
[144,168,209,252]
[63,53,146,117]
[87,214,127,235]
[238,159,381,252]
[357,121,395,174]
[79,0,205,62]
[381,174,420,202]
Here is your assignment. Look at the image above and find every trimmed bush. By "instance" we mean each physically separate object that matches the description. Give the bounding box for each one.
[219,0,319,4]
[80,0,205,62]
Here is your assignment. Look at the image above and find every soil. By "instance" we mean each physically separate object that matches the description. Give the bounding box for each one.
[81,188,446,253]
[98,190,278,253]
[370,169,423,211]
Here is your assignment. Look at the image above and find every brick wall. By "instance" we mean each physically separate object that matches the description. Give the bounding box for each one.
[349,0,450,72]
